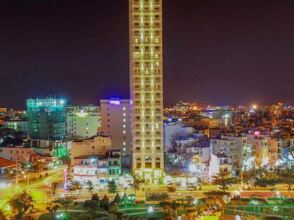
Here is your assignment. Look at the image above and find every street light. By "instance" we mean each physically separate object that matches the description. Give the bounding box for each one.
[148,206,154,213]
[56,213,66,219]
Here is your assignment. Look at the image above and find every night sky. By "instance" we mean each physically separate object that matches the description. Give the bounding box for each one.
[1,0,294,108]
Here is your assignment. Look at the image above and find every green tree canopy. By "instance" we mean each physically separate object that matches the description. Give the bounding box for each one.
[9,191,34,220]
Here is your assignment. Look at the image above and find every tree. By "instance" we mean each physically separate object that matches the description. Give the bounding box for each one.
[68,180,82,194]
[46,205,59,216]
[132,176,142,194]
[100,195,110,211]
[60,155,72,170]
[84,200,99,217]
[204,191,230,197]
[86,181,94,196]
[212,172,238,193]
[254,177,279,188]
[114,193,121,204]
[0,210,7,220]
[54,198,73,212]
[34,161,45,173]
[109,203,121,220]
[9,190,34,220]
[279,167,294,191]
[122,193,129,208]
[91,193,100,202]
[51,182,58,197]
[108,180,118,193]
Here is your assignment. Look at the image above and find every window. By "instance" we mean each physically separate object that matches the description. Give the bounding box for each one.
[145,157,152,168]
[155,158,161,168]
[136,158,141,168]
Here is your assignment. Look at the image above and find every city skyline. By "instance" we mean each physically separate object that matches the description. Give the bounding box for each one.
[1,0,294,108]
[0,1,294,218]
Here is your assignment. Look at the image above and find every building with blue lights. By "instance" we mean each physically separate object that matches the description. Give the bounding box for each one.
[27,98,66,140]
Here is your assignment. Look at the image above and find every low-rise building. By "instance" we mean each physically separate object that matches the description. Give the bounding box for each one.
[223,135,254,171]
[4,119,28,133]
[247,133,269,167]
[164,119,195,152]
[72,150,122,185]
[0,146,33,162]
[71,136,111,162]
[73,155,108,186]
[108,149,121,178]
[208,153,233,180]
[31,139,71,158]
[210,138,239,174]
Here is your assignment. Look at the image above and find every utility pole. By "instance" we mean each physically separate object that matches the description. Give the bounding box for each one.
[27,171,30,185]
[15,159,21,193]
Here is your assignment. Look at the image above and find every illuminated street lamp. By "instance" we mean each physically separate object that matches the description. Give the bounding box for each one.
[252,104,258,110]
[148,206,154,213]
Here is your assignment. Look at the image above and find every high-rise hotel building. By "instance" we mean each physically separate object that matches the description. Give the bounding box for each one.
[129,0,164,183]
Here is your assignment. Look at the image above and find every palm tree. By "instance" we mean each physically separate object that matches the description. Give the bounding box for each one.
[212,171,238,193]
[108,180,118,194]
[86,181,94,196]
[132,175,142,194]
[51,182,58,197]
[68,180,82,195]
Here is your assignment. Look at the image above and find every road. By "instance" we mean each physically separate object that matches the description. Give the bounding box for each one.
[2,171,294,216]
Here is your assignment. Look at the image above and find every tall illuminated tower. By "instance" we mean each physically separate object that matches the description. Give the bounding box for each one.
[130,0,164,183]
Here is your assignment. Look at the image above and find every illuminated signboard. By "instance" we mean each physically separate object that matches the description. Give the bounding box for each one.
[109,100,121,105]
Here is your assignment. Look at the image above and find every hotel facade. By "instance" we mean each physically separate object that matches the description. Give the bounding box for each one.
[129,0,164,183]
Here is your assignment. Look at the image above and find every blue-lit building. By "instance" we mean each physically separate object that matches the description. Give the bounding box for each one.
[27,98,66,140]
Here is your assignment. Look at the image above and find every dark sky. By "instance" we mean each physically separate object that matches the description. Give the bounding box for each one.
[1,0,294,108]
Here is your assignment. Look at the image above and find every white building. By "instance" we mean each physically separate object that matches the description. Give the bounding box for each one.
[208,153,233,181]
[164,120,195,152]
[187,145,210,181]
[73,155,108,186]
[66,105,100,139]
[100,99,132,155]
[210,138,239,174]
[223,135,254,171]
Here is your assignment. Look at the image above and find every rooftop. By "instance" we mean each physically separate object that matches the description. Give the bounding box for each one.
[0,157,16,168]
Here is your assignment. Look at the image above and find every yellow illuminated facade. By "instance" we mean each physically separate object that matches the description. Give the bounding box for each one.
[129,0,164,183]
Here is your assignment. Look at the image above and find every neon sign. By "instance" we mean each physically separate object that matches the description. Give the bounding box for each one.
[110,100,121,105]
